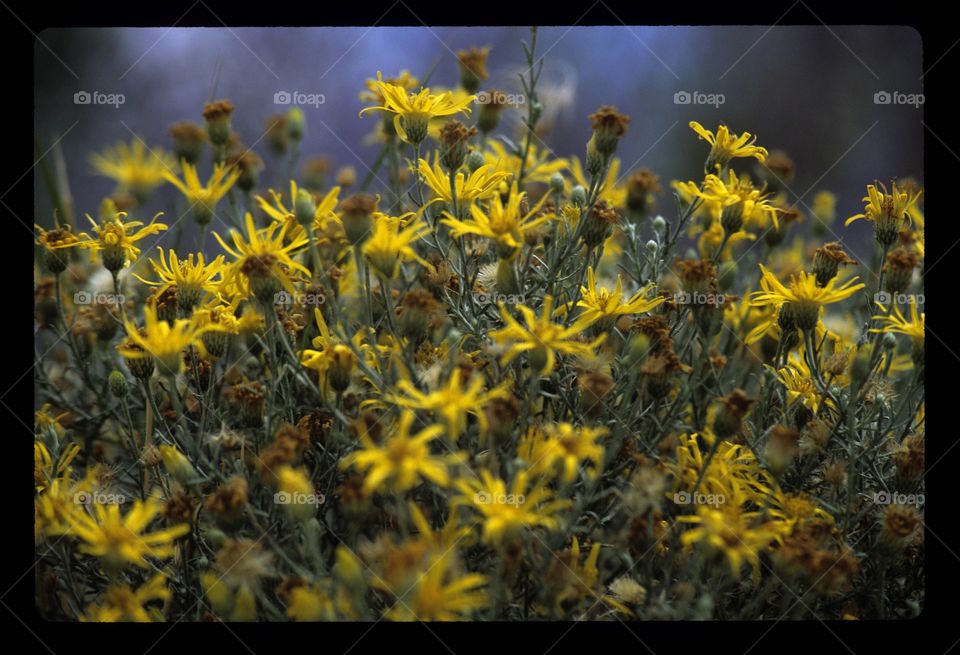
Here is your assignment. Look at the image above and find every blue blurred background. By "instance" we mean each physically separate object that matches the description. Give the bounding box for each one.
[34,26,923,260]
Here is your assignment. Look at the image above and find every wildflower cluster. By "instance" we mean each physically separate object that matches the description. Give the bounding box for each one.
[34,30,923,622]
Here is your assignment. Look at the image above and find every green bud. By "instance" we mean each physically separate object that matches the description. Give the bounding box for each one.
[625,333,651,366]
[295,189,316,227]
[571,185,587,207]
[109,370,129,398]
[467,150,486,172]
[287,108,306,142]
[549,173,565,195]
[651,215,667,235]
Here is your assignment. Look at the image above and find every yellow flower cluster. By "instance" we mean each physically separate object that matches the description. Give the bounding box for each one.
[32,34,923,624]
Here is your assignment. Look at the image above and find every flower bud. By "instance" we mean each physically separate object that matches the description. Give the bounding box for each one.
[720,201,744,234]
[334,545,367,592]
[626,169,661,217]
[159,444,199,485]
[883,248,919,297]
[456,46,490,94]
[713,389,755,440]
[571,185,587,206]
[336,166,357,187]
[328,345,356,394]
[340,194,378,245]
[229,150,264,193]
[294,189,316,227]
[169,121,207,165]
[588,105,630,158]
[548,173,565,196]
[625,333,651,366]
[202,99,234,147]
[651,215,667,236]
[287,108,306,142]
[398,115,430,145]
[439,121,477,172]
[109,370,129,398]
[276,465,317,522]
[120,334,155,380]
[467,150,486,173]
[397,288,439,344]
[582,200,619,248]
[477,89,507,134]
[812,242,857,287]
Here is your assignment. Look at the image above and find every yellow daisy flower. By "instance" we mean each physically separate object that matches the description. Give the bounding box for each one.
[689,121,768,171]
[35,224,83,272]
[774,355,829,415]
[417,155,509,205]
[34,440,80,493]
[518,422,608,483]
[696,221,755,261]
[117,304,221,375]
[133,248,226,311]
[453,470,571,545]
[358,69,419,103]
[300,308,361,394]
[256,180,342,243]
[214,212,311,301]
[845,181,922,247]
[381,551,488,621]
[386,367,510,440]
[491,295,606,376]
[484,140,569,186]
[361,212,432,279]
[441,182,554,259]
[91,139,176,201]
[359,71,476,144]
[340,411,460,494]
[65,496,189,571]
[870,301,924,341]
[572,265,664,330]
[682,170,783,231]
[81,574,171,622]
[678,504,776,578]
[163,160,241,225]
[79,211,168,272]
[749,264,865,331]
